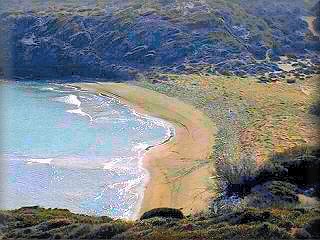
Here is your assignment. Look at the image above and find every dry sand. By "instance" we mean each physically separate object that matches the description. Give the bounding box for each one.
[73,82,216,217]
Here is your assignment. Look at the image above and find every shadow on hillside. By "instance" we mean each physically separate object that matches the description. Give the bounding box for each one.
[269,145,320,186]
[222,145,320,198]
[310,100,320,117]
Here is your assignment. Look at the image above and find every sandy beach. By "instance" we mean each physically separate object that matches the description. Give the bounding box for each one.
[73,82,216,217]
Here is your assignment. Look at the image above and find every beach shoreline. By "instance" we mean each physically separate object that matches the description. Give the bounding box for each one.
[73,82,216,219]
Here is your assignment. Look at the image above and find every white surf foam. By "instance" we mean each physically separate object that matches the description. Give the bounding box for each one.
[131,107,173,128]
[54,94,81,107]
[102,156,136,171]
[108,176,144,193]
[67,108,93,121]
[26,158,53,165]
[132,143,150,153]
[41,87,56,91]
[103,159,121,171]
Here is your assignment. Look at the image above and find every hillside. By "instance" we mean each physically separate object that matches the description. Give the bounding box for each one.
[0,205,319,239]
[0,0,319,80]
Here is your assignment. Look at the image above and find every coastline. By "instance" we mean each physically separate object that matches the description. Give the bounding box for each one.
[72,82,216,218]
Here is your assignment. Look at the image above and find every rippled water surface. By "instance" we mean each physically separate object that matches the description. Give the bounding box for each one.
[0,81,172,219]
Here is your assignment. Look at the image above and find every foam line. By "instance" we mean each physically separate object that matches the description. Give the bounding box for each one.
[26,158,53,165]
[67,108,93,121]
[54,94,81,107]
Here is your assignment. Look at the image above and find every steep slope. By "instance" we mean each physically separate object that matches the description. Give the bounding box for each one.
[0,0,319,80]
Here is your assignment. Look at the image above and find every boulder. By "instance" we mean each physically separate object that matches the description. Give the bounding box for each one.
[140,208,184,220]
[287,79,296,84]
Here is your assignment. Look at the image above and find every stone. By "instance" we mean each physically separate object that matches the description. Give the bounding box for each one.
[287,79,296,84]
[140,208,184,220]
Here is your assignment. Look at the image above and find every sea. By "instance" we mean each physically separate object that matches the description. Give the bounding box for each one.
[0,80,173,219]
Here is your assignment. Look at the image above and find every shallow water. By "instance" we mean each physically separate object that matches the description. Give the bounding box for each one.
[0,81,173,219]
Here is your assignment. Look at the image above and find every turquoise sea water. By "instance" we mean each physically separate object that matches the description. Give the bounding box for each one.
[0,81,173,219]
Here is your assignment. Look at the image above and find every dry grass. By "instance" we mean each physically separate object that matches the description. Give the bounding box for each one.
[138,74,319,166]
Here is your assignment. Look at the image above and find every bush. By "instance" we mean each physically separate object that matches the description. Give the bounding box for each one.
[228,209,272,225]
[252,222,292,239]
[83,223,129,239]
[246,181,299,208]
[37,218,72,231]
[216,153,258,196]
